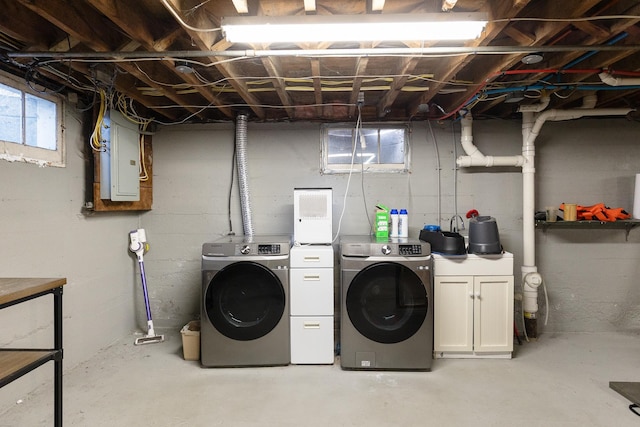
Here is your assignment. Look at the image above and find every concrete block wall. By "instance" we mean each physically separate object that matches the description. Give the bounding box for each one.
[147,117,640,335]
[3,112,640,415]
[533,118,640,332]
[0,105,140,414]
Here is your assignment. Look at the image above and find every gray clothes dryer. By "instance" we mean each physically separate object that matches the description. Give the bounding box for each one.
[201,235,291,367]
[340,236,433,370]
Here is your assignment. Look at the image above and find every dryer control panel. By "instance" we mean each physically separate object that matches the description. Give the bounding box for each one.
[258,244,282,255]
[399,244,423,256]
[237,244,283,255]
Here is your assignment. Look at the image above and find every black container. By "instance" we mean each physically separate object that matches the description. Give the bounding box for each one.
[419,230,466,255]
[468,216,502,254]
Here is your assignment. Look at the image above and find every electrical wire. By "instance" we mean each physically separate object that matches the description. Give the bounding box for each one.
[450,120,464,233]
[491,15,640,24]
[333,104,363,243]
[89,89,107,151]
[160,0,221,33]
[227,140,237,235]
[521,302,530,343]
[427,120,441,228]
[543,279,549,326]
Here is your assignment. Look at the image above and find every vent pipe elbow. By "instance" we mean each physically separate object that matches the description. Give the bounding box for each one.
[599,71,640,87]
[517,95,550,113]
[579,94,597,109]
[457,113,525,168]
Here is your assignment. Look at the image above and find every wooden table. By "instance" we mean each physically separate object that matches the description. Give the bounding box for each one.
[610,381,640,416]
[0,278,66,427]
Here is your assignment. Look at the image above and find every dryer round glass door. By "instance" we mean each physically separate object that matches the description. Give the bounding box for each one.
[205,261,285,341]
[346,262,427,344]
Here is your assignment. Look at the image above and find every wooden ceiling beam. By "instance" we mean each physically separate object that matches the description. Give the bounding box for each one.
[0,0,59,48]
[261,56,296,118]
[232,0,249,14]
[409,0,604,118]
[473,3,640,116]
[377,56,420,118]
[348,56,370,118]
[162,0,266,119]
[304,0,316,13]
[16,0,123,51]
[87,0,233,119]
[16,0,209,121]
[572,21,611,40]
[503,26,536,46]
[311,59,323,117]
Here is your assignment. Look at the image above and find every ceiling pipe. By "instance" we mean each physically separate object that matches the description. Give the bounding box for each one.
[599,71,640,86]
[8,44,640,60]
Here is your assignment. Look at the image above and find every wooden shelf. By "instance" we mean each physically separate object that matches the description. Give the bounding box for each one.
[0,278,65,427]
[0,350,60,387]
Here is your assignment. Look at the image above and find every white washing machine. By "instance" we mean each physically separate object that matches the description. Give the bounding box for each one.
[340,236,433,370]
[201,235,291,367]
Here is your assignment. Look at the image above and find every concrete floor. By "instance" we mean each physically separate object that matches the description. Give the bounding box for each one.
[2,331,640,426]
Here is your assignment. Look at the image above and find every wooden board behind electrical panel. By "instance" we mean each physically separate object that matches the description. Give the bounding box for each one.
[92,135,152,211]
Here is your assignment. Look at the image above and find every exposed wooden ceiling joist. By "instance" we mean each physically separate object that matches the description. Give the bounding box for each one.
[1,0,640,125]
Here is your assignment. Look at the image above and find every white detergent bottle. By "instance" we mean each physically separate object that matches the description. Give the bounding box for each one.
[399,209,409,237]
[390,209,399,237]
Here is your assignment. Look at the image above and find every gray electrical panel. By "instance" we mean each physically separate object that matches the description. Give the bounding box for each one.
[100,110,140,201]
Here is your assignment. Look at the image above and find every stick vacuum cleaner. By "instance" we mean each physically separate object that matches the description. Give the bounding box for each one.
[129,229,164,345]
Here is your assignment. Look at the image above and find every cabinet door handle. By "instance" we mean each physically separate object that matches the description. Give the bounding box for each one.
[469,292,475,299]
[304,322,321,329]
[303,256,321,262]
[475,292,481,299]
[303,275,320,281]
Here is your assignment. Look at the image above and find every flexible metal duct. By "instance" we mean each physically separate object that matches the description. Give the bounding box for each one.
[235,114,254,236]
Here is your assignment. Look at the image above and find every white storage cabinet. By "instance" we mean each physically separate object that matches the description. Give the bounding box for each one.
[289,245,335,364]
[433,253,514,358]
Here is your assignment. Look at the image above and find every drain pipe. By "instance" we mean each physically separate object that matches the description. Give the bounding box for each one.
[519,98,633,337]
[456,113,525,167]
[235,113,255,236]
[520,110,543,337]
[457,96,633,338]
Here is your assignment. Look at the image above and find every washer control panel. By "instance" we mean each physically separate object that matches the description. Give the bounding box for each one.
[340,236,430,258]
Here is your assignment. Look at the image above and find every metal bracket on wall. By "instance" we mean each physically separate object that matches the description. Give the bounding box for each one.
[535,220,640,241]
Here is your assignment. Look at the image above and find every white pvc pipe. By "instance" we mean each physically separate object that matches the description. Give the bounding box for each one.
[520,106,632,318]
[458,102,634,324]
[526,108,633,147]
[599,72,640,87]
[520,111,539,316]
[521,112,536,270]
[456,114,525,167]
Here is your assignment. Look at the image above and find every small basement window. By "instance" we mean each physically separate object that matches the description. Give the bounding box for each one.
[321,124,409,174]
[0,73,64,167]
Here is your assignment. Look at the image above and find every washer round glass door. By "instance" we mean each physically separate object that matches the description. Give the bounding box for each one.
[205,261,285,341]
[346,262,427,344]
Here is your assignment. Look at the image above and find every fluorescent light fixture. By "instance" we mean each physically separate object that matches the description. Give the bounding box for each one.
[221,13,488,43]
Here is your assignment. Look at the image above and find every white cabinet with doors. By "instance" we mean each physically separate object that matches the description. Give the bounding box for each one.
[433,252,514,359]
[289,245,335,364]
